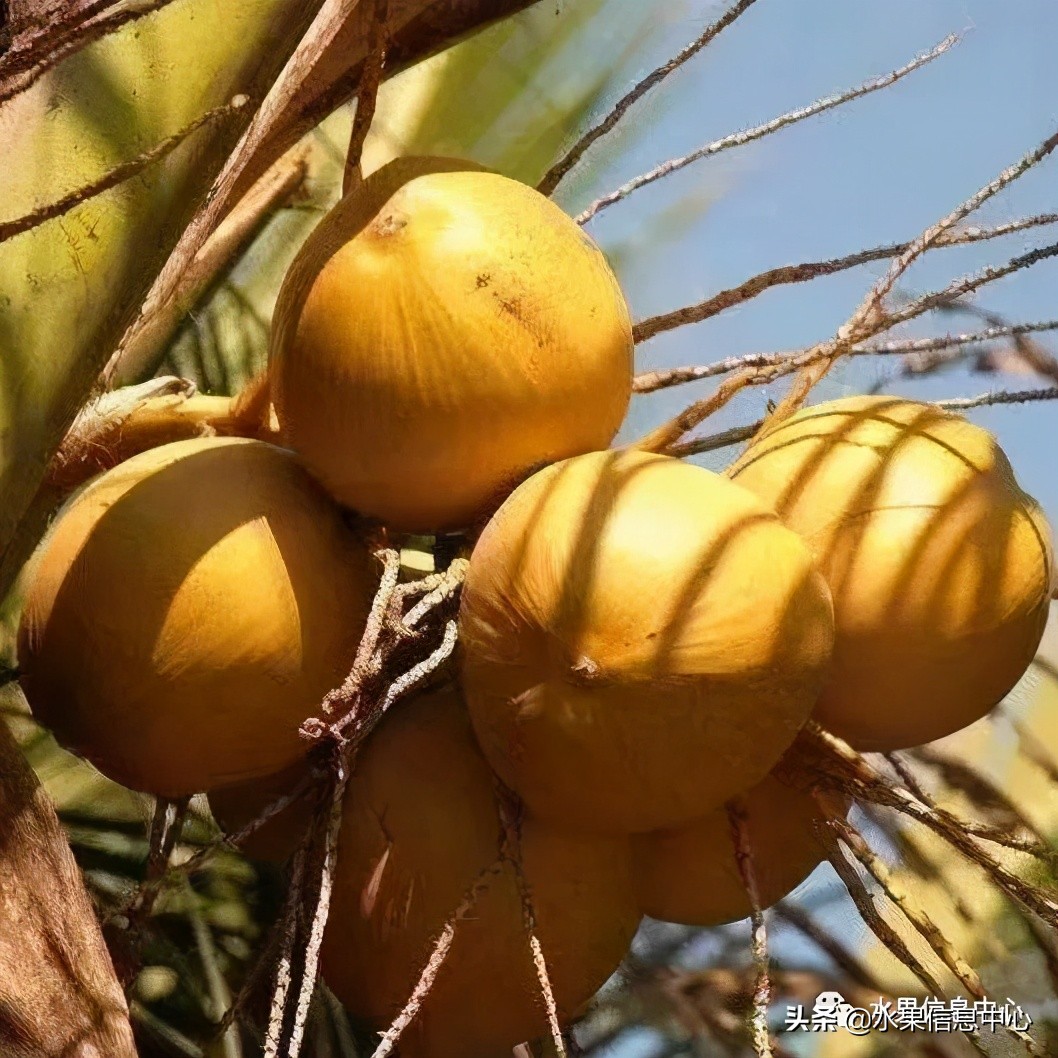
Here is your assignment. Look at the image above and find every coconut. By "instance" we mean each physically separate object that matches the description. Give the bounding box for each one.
[632,774,848,926]
[458,449,836,835]
[270,156,634,533]
[17,437,375,796]
[322,684,640,1058]
[728,396,1055,751]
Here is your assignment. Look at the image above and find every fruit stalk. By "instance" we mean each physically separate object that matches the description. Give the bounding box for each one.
[727,798,774,1058]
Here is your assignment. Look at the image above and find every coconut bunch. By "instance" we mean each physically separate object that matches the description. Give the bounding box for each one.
[15,157,1056,1057]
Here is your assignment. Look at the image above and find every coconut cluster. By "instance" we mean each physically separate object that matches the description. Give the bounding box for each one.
[17,157,1055,1057]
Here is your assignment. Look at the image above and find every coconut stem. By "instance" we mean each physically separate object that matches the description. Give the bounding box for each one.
[785,724,1058,928]
[256,551,468,1052]
[498,788,567,1058]
[46,376,280,499]
[371,857,505,1058]
[832,816,985,999]
[816,816,945,1000]
[726,798,773,1058]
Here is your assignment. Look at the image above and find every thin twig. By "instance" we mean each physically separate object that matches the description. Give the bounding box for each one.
[576,34,958,225]
[316,549,401,723]
[634,320,1058,394]
[263,842,311,1057]
[726,798,773,1058]
[0,0,179,105]
[903,757,1056,867]
[772,902,887,993]
[638,250,1058,454]
[816,819,946,1000]
[668,384,1058,459]
[766,123,1058,426]
[883,239,1058,339]
[343,0,389,196]
[0,95,250,245]
[837,816,1041,1056]
[668,421,762,458]
[834,818,985,997]
[376,620,459,718]
[370,858,505,1058]
[536,0,762,196]
[498,791,566,1058]
[937,386,1058,411]
[632,215,1058,345]
[789,726,1058,927]
[287,765,351,1058]
[403,559,470,630]
[630,370,753,454]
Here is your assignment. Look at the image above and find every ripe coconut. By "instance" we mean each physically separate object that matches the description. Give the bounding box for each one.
[270,156,634,533]
[322,684,640,1058]
[632,774,849,926]
[18,437,375,796]
[728,396,1055,751]
[458,449,836,835]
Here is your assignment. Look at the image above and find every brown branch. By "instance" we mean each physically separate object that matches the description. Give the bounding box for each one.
[816,818,946,1000]
[104,144,310,387]
[787,725,1058,928]
[0,0,179,105]
[765,124,1058,427]
[226,1,539,204]
[342,0,389,197]
[285,767,351,1058]
[666,384,1058,460]
[727,799,773,1058]
[263,838,312,1055]
[882,239,1058,337]
[635,235,1058,454]
[633,319,1058,394]
[832,817,986,1000]
[772,901,889,993]
[111,0,373,415]
[576,34,959,225]
[936,385,1058,411]
[630,370,753,454]
[907,749,1056,866]
[498,791,566,1058]
[44,377,276,496]
[0,94,251,245]
[371,858,505,1058]
[536,0,762,196]
[632,214,1058,345]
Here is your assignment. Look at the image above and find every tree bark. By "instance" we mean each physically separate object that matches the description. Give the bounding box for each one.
[0,717,137,1058]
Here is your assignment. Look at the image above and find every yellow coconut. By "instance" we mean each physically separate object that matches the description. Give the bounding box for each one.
[18,437,375,796]
[728,396,1054,751]
[459,449,835,835]
[322,684,640,1058]
[632,773,848,926]
[270,156,634,533]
